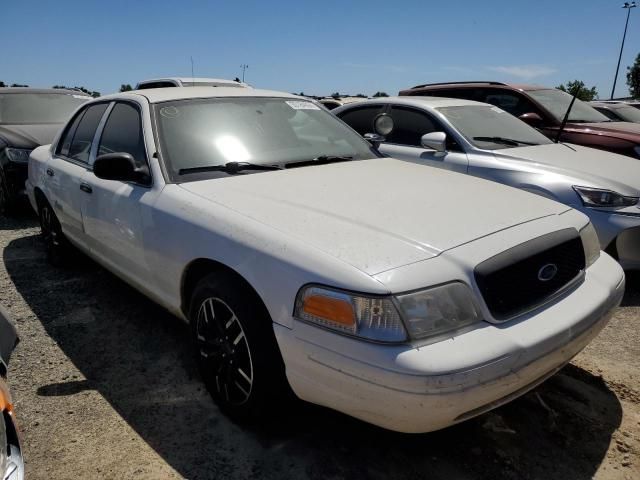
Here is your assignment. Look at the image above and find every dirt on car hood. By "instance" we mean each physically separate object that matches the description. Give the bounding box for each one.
[179,158,569,275]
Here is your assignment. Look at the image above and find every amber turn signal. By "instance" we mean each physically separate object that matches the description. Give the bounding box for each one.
[302,294,356,327]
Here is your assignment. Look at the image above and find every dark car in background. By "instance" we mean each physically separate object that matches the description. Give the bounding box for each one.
[591,101,640,123]
[0,88,91,213]
[0,306,22,480]
[399,81,640,160]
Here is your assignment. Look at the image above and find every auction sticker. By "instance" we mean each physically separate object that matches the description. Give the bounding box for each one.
[286,101,320,110]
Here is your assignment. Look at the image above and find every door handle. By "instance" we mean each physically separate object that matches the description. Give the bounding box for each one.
[46,168,54,177]
[80,183,93,194]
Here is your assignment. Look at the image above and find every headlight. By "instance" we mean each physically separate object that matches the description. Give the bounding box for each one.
[295,286,407,342]
[395,283,481,340]
[573,186,638,208]
[579,222,601,268]
[5,147,33,164]
[294,282,482,343]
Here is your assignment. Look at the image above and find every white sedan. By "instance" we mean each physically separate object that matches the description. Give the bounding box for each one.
[27,87,624,433]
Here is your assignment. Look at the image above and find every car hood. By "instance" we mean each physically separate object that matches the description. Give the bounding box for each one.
[565,121,640,142]
[179,158,568,275]
[493,143,640,196]
[0,123,62,149]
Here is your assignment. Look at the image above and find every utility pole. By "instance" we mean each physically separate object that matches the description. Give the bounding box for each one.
[611,2,636,99]
[240,64,249,82]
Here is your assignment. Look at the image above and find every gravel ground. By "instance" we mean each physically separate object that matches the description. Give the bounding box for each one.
[1,212,639,480]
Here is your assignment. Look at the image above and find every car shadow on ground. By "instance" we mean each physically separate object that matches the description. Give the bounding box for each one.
[3,232,626,480]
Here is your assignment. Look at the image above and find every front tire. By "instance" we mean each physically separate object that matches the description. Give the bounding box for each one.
[189,274,290,422]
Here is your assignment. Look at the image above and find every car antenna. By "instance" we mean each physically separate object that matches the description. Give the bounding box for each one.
[554,87,579,143]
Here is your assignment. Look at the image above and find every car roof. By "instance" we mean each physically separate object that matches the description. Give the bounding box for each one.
[0,87,90,95]
[342,95,488,109]
[98,87,302,104]
[402,81,549,92]
[590,101,625,109]
[137,77,246,85]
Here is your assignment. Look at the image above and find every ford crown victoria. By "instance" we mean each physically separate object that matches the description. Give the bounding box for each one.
[26,87,624,432]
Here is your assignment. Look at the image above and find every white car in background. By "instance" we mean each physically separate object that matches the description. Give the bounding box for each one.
[335,96,640,270]
[26,87,623,433]
[135,77,250,89]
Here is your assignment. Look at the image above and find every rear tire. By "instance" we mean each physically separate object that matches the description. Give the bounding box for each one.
[0,166,15,216]
[38,201,68,266]
[189,274,291,423]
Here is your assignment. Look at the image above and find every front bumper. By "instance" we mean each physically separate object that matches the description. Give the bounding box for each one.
[274,253,624,433]
[588,208,640,270]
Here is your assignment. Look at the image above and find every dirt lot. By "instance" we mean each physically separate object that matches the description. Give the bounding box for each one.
[0,212,639,480]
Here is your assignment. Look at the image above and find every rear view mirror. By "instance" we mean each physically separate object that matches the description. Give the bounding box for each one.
[518,112,543,127]
[94,152,143,182]
[421,132,447,152]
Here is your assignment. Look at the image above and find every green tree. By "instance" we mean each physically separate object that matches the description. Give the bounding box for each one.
[10,83,28,88]
[119,84,133,92]
[331,92,341,98]
[0,81,5,87]
[372,91,389,98]
[556,80,598,101]
[627,53,640,99]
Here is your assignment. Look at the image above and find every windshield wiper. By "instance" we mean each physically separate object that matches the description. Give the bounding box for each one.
[178,162,282,175]
[285,155,354,168]
[473,136,538,146]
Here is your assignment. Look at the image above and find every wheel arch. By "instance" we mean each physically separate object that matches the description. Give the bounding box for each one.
[180,258,271,322]
[33,186,48,210]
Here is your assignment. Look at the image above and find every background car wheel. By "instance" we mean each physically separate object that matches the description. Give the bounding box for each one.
[0,167,15,216]
[38,202,67,266]
[189,274,291,423]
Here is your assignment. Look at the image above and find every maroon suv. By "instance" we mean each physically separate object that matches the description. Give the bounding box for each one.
[399,81,640,159]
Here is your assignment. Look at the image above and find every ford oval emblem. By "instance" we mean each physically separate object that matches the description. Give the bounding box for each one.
[538,263,558,282]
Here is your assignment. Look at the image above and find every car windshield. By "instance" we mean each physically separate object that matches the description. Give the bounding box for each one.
[154,97,376,178]
[437,104,552,150]
[615,106,640,122]
[527,89,610,123]
[0,92,90,124]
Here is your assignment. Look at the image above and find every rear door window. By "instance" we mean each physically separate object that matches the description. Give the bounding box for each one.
[63,103,108,163]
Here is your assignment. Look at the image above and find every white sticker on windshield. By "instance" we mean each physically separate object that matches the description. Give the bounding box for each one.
[286,101,320,110]
[491,106,506,113]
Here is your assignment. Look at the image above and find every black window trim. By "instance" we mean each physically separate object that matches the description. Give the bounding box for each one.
[54,101,111,169]
[92,99,153,188]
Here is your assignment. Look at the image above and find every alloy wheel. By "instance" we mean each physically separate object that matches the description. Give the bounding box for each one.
[195,297,254,406]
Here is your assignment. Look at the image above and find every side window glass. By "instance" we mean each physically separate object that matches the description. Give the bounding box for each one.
[595,108,618,121]
[387,106,439,146]
[337,105,385,135]
[57,110,85,157]
[68,103,108,163]
[97,102,147,169]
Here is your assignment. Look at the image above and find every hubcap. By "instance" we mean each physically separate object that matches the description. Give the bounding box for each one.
[196,297,254,406]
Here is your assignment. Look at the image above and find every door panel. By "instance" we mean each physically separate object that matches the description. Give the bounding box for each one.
[45,157,88,243]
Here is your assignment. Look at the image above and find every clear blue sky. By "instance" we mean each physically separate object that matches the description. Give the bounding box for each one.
[2,0,638,98]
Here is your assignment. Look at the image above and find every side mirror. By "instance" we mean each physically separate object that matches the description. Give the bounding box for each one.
[364,133,385,149]
[518,112,543,127]
[94,152,148,183]
[421,132,447,152]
